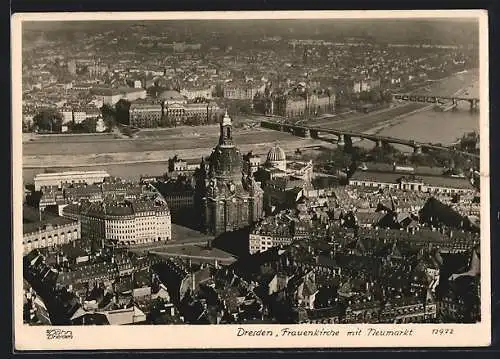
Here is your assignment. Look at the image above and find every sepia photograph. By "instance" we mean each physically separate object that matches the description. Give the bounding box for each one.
[12,10,490,350]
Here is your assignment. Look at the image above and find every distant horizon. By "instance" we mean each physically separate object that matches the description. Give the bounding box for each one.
[22,17,479,30]
[21,17,479,47]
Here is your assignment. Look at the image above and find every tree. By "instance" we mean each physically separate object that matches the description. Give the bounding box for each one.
[381,90,393,103]
[238,101,252,114]
[115,99,131,125]
[82,118,97,133]
[33,109,63,133]
[101,104,116,129]
[369,89,382,103]
[214,83,224,98]
[359,91,370,102]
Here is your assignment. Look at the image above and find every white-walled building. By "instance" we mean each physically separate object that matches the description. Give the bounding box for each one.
[34,170,110,191]
[23,217,81,255]
[79,199,171,246]
[348,170,477,195]
[91,88,147,106]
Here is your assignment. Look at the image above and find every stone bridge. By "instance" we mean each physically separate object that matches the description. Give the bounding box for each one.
[260,120,479,159]
[392,93,479,110]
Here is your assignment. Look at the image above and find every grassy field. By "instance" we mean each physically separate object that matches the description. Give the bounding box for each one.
[23,126,299,156]
[22,137,324,184]
[23,137,320,167]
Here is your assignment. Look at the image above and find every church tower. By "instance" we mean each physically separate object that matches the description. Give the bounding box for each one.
[197,110,264,236]
[219,110,234,147]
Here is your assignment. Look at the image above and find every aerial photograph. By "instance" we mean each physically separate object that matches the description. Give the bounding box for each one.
[20,17,482,326]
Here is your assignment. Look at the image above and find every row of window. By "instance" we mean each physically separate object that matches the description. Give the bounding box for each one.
[24,236,78,253]
[24,229,79,243]
[352,180,473,194]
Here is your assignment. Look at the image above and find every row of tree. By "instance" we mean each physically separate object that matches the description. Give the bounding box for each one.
[32,109,63,133]
[29,108,112,134]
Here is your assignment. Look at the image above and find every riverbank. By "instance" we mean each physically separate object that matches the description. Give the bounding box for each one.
[22,68,479,181]
[342,68,479,150]
[23,137,323,169]
[372,76,479,149]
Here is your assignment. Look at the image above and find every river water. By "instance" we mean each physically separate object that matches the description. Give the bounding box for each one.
[380,70,479,142]
[359,69,480,151]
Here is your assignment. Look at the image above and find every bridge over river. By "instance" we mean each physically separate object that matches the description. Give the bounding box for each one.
[260,120,479,159]
[392,93,479,110]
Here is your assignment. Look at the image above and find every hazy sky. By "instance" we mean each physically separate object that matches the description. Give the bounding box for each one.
[21,18,479,45]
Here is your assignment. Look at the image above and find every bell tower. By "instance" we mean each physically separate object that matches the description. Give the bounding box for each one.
[219,110,234,147]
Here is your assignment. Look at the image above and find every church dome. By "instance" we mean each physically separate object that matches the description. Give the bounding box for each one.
[209,145,242,179]
[267,145,286,163]
[208,110,242,180]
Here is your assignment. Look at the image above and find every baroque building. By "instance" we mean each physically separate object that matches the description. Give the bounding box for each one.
[255,144,314,185]
[196,111,264,236]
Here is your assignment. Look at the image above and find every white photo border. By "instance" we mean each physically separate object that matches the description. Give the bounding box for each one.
[12,10,491,350]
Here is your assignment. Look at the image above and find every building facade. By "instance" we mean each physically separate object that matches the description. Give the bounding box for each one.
[273,92,335,118]
[91,88,147,106]
[163,102,220,126]
[223,83,264,100]
[34,171,110,191]
[129,102,163,128]
[348,171,477,196]
[79,199,171,247]
[23,219,81,255]
[180,87,213,100]
[255,144,314,186]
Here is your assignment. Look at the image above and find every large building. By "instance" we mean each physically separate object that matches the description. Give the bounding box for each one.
[153,178,195,218]
[196,111,264,236]
[256,144,314,184]
[180,86,213,101]
[91,88,147,106]
[223,82,264,100]
[273,92,335,118]
[23,207,81,255]
[128,90,221,128]
[34,171,110,191]
[164,101,220,126]
[78,198,171,247]
[249,211,310,254]
[352,77,381,93]
[348,170,477,195]
[129,101,163,128]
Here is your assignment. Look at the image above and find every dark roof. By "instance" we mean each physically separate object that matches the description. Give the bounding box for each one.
[91,87,146,96]
[351,170,475,190]
[23,206,78,235]
[415,175,474,190]
[158,90,185,100]
[350,171,402,184]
